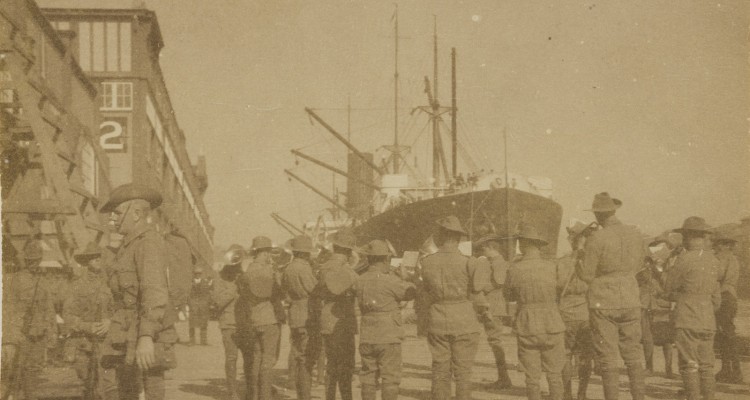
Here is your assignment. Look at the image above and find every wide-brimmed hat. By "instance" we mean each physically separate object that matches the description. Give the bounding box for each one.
[250,236,274,252]
[330,230,358,249]
[73,242,102,263]
[436,215,467,235]
[566,221,589,236]
[515,224,548,246]
[358,240,392,256]
[673,216,712,234]
[285,235,314,253]
[23,239,43,260]
[649,247,671,262]
[223,244,245,267]
[585,192,622,212]
[100,183,162,213]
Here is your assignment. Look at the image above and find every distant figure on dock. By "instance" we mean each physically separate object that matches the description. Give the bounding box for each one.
[188,267,213,346]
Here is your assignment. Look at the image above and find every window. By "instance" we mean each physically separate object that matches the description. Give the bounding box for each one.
[77,21,131,72]
[81,142,98,196]
[101,82,132,110]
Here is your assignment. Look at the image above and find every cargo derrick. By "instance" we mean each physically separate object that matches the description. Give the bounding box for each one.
[1,0,110,272]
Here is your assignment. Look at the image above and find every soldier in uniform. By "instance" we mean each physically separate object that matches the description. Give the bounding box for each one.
[313,230,359,400]
[63,242,114,400]
[420,215,488,400]
[666,217,722,400]
[212,244,244,400]
[712,233,742,383]
[235,236,285,400]
[577,193,646,400]
[1,239,54,400]
[473,234,513,391]
[188,266,213,346]
[556,222,595,400]
[99,183,177,400]
[281,235,318,400]
[506,225,566,400]
[354,240,416,400]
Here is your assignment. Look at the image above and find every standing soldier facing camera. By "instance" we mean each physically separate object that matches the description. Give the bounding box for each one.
[212,244,245,400]
[354,240,416,400]
[313,230,359,400]
[235,236,285,400]
[666,217,721,400]
[506,224,566,400]
[420,215,488,400]
[577,193,646,400]
[99,183,177,400]
[63,242,114,400]
[188,266,213,346]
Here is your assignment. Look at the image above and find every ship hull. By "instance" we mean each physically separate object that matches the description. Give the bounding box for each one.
[352,188,563,257]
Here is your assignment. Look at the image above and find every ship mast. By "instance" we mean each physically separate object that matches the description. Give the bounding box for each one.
[393,5,400,173]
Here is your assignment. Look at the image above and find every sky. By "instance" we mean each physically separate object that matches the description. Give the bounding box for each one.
[42,0,750,253]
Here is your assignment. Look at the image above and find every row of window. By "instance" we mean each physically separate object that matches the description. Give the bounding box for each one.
[50,20,132,73]
[145,94,210,240]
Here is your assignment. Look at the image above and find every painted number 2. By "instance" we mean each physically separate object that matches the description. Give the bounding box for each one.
[100,120,124,151]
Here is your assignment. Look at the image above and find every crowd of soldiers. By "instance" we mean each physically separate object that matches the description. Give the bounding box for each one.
[1,185,744,400]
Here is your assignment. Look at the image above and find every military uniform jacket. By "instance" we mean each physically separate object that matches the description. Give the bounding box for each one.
[355,262,416,344]
[420,247,487,335]
[108,224,174,346]
[556,253,589,322]
[315,254,357,335]
[579,216,644,310]
[188,278,213,321]
[506,254,565,336]
[63,270,113,331]
[716,250,739,298]
[236,260,284,329]
[212,272,238,330]
[666,248,721,331]
[476,256,510,317]
[282,258,317,329]
[63,270,113,350]
[2,270,53,345]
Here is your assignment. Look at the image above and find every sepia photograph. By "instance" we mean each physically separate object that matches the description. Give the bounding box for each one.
[1,0,749,399]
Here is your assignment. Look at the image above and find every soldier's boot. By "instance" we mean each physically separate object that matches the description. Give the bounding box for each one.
[493,348,512,389]
[381,383,400,400]
[296,364,312,400]
[626,363,645,400]
[577,361,592,400]
[287,352,297,389]
[339,371,353,400]
[455,381,473,400]
[324,372,336,400]
[730,361,744,384]
[200,327,208,346]
[644,344,654,374]
[601,369,620,400]
[547,373,564,400]
[562,359,574,400]
[189,329,196,346]
[682,371,701,400]
[432,376,452,400]
[715,358,731,383]
[525,382,542,400]
[664,346,674,379]
[360,384,377,400]
[226,363,240,400]
[700,371,715,400]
